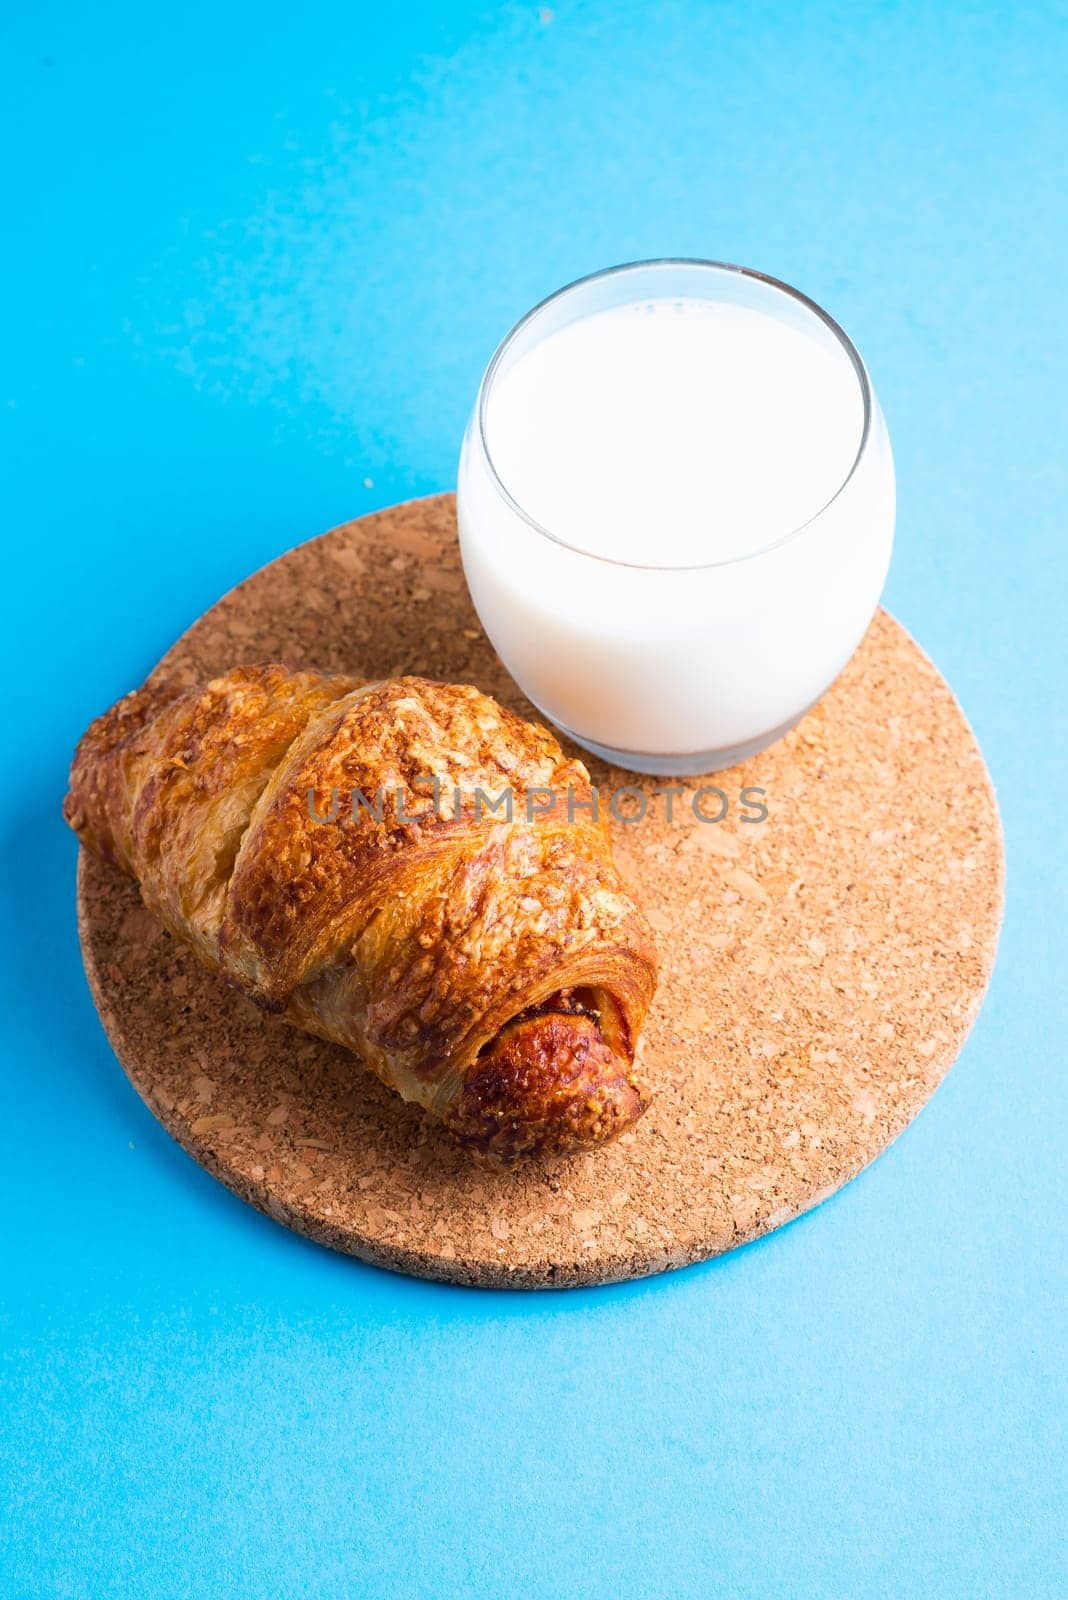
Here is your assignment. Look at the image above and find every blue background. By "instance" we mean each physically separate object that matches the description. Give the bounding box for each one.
[2,3,1065,1596]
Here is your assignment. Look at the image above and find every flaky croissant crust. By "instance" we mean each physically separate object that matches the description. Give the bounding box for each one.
[65,665,657,1161]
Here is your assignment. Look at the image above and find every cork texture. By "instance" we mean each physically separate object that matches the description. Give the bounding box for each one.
[75,494,1004,1288]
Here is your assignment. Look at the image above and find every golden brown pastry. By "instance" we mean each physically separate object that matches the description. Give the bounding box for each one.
[64,665,657,1161]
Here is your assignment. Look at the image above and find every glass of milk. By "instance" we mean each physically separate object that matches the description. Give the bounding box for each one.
[457,260,895,775]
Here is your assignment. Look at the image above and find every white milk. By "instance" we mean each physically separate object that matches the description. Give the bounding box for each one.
[484,299,863,567]
[457,267,895,773]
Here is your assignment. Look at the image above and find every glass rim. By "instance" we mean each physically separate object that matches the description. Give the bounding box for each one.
[474,257,874,573]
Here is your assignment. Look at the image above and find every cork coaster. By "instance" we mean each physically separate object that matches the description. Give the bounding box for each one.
[75,494,1004,1288]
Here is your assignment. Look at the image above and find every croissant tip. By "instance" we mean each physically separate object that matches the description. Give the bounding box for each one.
[445,1010,650,1165]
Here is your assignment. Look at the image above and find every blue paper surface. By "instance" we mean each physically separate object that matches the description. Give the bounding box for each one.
[2,4,1065,1595]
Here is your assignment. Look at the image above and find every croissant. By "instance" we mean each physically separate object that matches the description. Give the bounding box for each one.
[64,664,657,1162]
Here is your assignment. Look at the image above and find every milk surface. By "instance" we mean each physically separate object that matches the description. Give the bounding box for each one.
[484,298,864,566]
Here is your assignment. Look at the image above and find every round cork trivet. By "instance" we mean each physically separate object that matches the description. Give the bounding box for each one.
[75,494,1004,1288]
